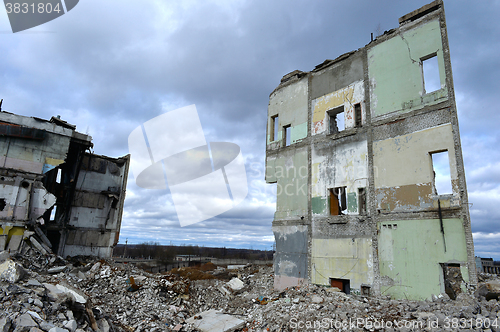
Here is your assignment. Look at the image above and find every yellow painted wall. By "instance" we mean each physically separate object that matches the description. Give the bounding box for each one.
[311,238,373,290]
[311,81,364,135]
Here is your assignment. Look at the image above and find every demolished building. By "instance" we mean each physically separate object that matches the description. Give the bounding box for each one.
[0,111,129,257]
[265,0,476,300]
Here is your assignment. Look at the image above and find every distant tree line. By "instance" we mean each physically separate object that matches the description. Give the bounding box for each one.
[113,242,273,263]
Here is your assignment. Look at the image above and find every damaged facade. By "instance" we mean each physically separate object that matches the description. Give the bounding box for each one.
[0,111,129,257]
[266,0,476,300]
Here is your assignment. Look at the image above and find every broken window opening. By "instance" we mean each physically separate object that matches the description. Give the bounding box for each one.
[431,151,452,195]
[358,187,366,215]
[328,106,345,134]
[330,187,347,215]
[441,263,463,300]
[0,198,5,211]
[330,278,350,294]
[50,206,57,221]
[354,103,362,128]
[361,285,371,296]
[422,54,441,93]
[284,125,291,147]
[271,115,279,141]
[56,168,62,184]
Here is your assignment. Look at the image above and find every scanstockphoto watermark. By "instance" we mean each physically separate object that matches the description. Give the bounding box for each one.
[3,0,80,33]
[289,317,500,330]
[248,162,378,196]
[128,105,248,227]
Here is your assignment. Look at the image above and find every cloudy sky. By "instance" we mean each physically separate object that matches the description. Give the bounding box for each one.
[1,0,499,258]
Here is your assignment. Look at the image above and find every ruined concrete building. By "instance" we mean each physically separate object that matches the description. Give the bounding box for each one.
[266,0,476,300]
[0,111,129,257]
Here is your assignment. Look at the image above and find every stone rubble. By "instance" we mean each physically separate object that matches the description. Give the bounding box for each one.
[1,247,500,332]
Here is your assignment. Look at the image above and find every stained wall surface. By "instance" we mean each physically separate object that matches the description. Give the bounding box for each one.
[265,0,475,298]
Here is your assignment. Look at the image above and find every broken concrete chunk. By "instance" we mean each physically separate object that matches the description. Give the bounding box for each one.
[15,313,38,328]
[227,277,244,292]
[0,251,10,263]
[27,310,43,321]
[48,266,67,274]
[0,259,27,283]
[0,317,12,332]
[476,281,500,300]
[311,295,323,303]
[43,283,87,304]
[39,321,55,331]
[6,235,23,252]
[27,279,43,287]
[29,328,44,332]
[186,309,245,332]
[97,318,110,332]
[63,320,77,332]
[48,327,69,332]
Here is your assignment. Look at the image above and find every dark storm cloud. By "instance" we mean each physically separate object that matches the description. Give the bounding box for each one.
[0,0,499,256]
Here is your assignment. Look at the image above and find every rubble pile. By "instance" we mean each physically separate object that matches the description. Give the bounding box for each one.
[1,249,500,332]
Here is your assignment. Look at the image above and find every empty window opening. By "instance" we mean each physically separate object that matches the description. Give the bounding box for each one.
[361,285,371,296]
[330,187,347,215]
[284,125,291,147]
[0,198,5,211]
[271,115,279,141]
[330,278,350,294]
[328,106,345,134]
[50,206,57,221]
[422,55,441,93]
[358,187,366,215]
[442,263,463,300]
[431,151,452,195]
[354,103,362,128]
[56,168,62,184]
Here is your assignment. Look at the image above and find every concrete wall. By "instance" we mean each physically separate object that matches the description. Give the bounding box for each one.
[378,218,468,300]
[273,225,308,290]
[266,148,308,220]
[0,112,129,258]
[368,18,448,119]
[373,123,459,212]
[63,154,129,257]
[312,139,368,216]
[267,77,308,148]
[311,237,373,291]
[311,81,365,135]
[266,0,475,298]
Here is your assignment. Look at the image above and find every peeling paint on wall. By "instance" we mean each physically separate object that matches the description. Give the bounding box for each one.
[0,112,129,258]
[311,238,373,290]
[368,19,448,118]
[266,1,475,298]
[311,81,364,135]
[378,218,468,300]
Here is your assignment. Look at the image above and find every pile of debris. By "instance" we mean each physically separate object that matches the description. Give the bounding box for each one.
[1,248,500,332]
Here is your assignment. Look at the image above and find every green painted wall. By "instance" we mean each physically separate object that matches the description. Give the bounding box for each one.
[272,149,308,219]
[311,238,374,290]
[378,218,468,300]
[311,196,326,214]
[347,192,357,213]
[267,78,308,145]
[368,19,448,117]
[291,122,307,144]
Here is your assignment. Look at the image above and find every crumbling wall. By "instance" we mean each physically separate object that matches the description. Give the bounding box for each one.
[266,0,476,299]
[0,111,129,258]
[373,123,460,212]
[368,18,448,118]
[378,218,469,300]
[62,154,129,257]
